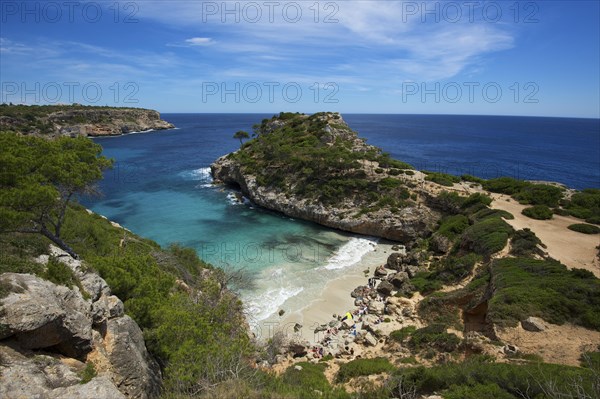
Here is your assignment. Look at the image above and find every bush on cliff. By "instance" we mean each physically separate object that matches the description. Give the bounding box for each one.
[487,258,600,330]
[231,113,416,210]
[522,205,553,220]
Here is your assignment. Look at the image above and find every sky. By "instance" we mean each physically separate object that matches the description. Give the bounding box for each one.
[1,0,599,117]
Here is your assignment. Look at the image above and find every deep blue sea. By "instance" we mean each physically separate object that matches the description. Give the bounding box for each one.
[84,113,600,320]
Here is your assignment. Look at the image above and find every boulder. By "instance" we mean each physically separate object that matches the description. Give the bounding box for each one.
[374,265,388,277]
[430,233,453,254]
[103,316,162,399]
[503,344,519,356]
[368,300,385,315]
[376,280,394,296]
[389,272,410,288]
[351,285,371,298]
[386,252,404,271]
[0,344,125,399]
[406,265,425,278]
[286,337,310,357]
[363,332,378,346]
[521,317,547,332]
[0,273,92,359]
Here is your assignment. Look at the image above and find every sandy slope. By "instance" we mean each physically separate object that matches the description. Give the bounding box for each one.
[490,194,600,277]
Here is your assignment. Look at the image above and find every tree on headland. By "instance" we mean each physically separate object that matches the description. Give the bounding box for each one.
[0,133,113,258]
[233,130,250,147]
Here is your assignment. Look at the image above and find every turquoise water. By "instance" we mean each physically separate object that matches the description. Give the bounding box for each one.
[85,115,378,320]
[84,113,599,320]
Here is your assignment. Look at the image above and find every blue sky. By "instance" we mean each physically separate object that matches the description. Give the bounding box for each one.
[1,0,599,117]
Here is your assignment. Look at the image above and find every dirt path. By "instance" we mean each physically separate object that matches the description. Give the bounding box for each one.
[490,194,600,277]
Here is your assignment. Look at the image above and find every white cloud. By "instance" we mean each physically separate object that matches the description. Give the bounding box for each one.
[184,37,214,46]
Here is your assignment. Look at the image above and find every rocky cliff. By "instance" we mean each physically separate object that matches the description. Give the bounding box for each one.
[211,112,439,243]
[0,245,161,399]
[0,104,174,137]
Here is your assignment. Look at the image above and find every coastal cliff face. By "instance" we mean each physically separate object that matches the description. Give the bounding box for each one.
[0,245,161,399]
[0,104,174,137]
[211,112,439,243]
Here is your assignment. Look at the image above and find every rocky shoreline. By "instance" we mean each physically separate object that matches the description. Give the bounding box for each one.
[211,112,439,243]
[0,105,175,137]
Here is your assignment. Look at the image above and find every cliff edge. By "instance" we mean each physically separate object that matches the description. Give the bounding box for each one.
[211,112,439,243]
[0,104,174,137]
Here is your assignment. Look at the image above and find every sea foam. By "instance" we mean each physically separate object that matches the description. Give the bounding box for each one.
[180,167,213,188]
[322,237,378,270]
[245,286,304,322]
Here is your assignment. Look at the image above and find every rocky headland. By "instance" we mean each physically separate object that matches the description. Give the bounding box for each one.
[211,112,439,243]
[0,104,174,137]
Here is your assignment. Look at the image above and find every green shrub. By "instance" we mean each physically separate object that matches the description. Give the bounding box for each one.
[443,383,515,399]
[424,172,460,187]
[521,205,553,220]
[404,170,415,176]
[568,223,600,234]
[428,253,480,284]
[482,177,529,194]
[564,189,600,221]
[282,362,330,392]
[389,326,417,342]
[460,174,485,184]
[409,324,461,353]
[336,357,395,382]
[487,258,600,330]
[460,217,513,257]
[513,184,563,207]
[44,257,79,289]
[585,215,600,225]
[391,356,597,398]
[471,208,514,221]
[79,362,97,384]
[510,228,543,257]
[436,215,469,239]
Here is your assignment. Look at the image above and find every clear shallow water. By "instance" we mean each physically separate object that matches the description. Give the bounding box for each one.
[84,113,599,320]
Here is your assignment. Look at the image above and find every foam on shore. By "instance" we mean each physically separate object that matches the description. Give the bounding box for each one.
[322,237,378,270]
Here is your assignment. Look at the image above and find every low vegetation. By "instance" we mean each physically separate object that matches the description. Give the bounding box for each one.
[568,223,600,234]
[336,357,395,383]
[232,112,415,210]
[487,258,600,330]
[522,204,554,220]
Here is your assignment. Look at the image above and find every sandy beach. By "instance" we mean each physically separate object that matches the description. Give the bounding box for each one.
[261,243,397,343]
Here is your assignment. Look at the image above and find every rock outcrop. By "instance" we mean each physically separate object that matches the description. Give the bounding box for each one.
[211,113,439,243]
[0,105,174,137]
[0,245,161,398]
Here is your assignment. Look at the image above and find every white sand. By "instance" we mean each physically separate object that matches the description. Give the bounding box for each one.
[261,243,396,343]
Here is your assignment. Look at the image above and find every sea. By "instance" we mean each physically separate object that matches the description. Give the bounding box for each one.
[83,114,600,322]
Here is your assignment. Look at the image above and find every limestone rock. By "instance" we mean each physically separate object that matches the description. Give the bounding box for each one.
[430,233,453,254]
[386,252,404,271]
[368,300,385,315]
[286,337,310,357]
[363,332,378,346]
[0,344,125,399]
[521,316,547,332]
[503,344,519,355]
[0,273,92,358]
[104,316,162,398]
[389,272,410,288]
[1,246,162,399]
[374,265,388,277]
[376,280,394,296]
[210,114,439,242]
